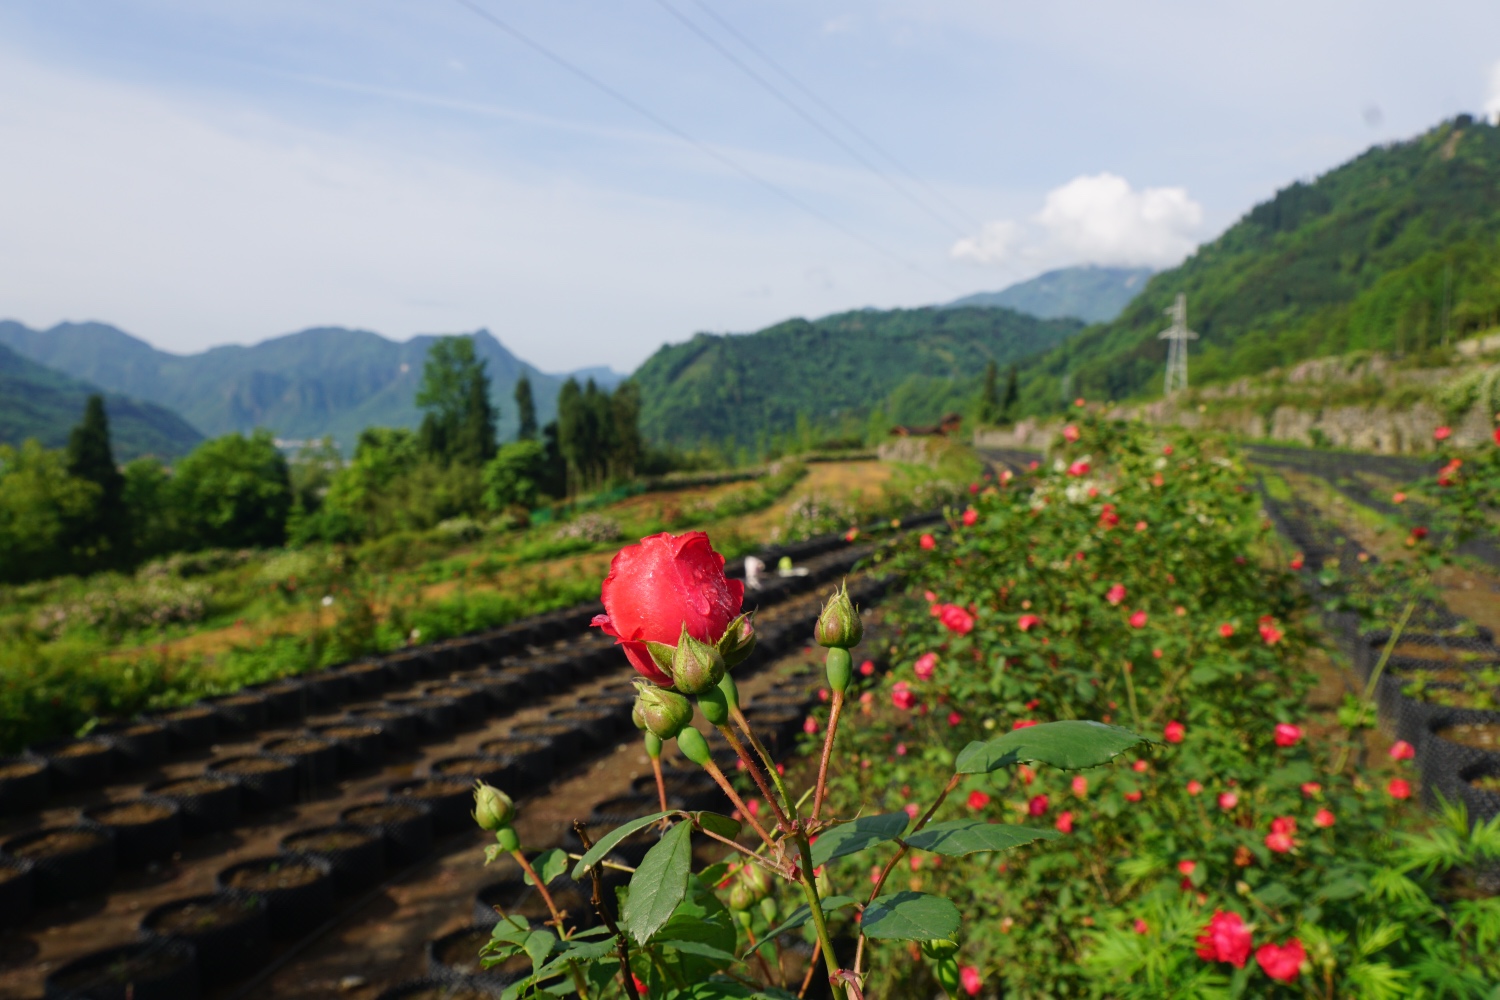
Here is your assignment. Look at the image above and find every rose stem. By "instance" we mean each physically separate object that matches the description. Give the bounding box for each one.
[572,822,640,1000]
[510,850,568,934]
[793,832,845,1000]
[716,723,792,832]
[693,821,786,877]
[811,690,845,823]
[730,704,797,818]
[701,758,779,851]
[853,772,961,976]
[741,923,780,984]
[651,754,669,814]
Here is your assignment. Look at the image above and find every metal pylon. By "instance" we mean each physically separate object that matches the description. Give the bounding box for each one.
[1159,293,1198,395]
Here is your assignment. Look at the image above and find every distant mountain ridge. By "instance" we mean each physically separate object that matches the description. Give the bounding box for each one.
[1016,115,1500,411]
[632,305,1084,449]
[0,342,202,459]
[947,265,1154,323]
[0,321,625,451]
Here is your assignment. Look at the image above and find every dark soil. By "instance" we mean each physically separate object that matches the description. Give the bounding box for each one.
[286,829,376,852]
[0,761,44,779]
[218,695,264,707]
[51,947,190,990]
[393,780,465,800]
[431,759,498,779]
[321,726,381,740]
[150,896,256,934]
[50,741,109,759]
[213,756,287,774]
[92,801,175,825]
[10,829,106,858]
[0,866,22,884]
[344,803,423,826]
[152,777,235,797]
[266,738,333,755]
[399,986,497,1000]
[163,707,215,721]
[1437,723,1500,750]
[225,861,324,891]
[433,927,491,975]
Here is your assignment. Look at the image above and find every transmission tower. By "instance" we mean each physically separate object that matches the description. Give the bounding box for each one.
[1159,293,1199,395]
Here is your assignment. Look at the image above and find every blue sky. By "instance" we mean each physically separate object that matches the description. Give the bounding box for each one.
[1,1,1497,372]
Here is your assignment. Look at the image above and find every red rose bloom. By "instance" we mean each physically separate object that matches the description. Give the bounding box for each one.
[919,533,936,550]
[1389,740,1415,761]
[967,790,991,810]
[593,531,744,686]
[1273,723,1303,747]
[1163,720,1185,744]
[1106,583,1126,606]
[1012,719,1039,730]
[1218,623,1234,638]
[962,508,978,527]
[1067,460,1091,477]
[1129,610,1148,629]
[1387,778,1411,800]
[1255,939,1305,982]
[1434,425,1452,441]
[1062,424,1080,442]
[1017,613,1040,632]
[959,966,982,996]
[939,604,975,636]
[1028,794,1049,817]
[1313,808,1335,828]
[914,653,937,680]
[1195,910,1252,968]
[891,682,917,711]
[1055,810,1074,833]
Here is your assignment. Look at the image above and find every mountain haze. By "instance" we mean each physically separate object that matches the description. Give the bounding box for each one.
[0,322,623,450]
[0,342,203,459]
[1019,116,1500,411]
[947,265,1153,323]
[633,306,1084,449]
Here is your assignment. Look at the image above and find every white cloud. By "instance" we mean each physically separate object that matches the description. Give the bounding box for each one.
[951,173,1203,272]
[1485,61,1500,124]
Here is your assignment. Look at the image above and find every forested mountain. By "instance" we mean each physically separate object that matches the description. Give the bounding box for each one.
[0,321,623,450]
[1017,115,1500,413]
[633,306,1083,449]
[0,343,202,459]
[947,265,1153,323]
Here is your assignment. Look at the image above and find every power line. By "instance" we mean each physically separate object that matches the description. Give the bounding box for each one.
[689,0,980,234]
[450,0,960,292]
[653,0,970,240]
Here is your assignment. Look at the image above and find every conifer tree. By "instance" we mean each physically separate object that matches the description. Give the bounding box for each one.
[1001,364,1020,422]
[65,394,127,566]
[514,375,538,441]
[416,337,497,466]
[978,361,1002,424]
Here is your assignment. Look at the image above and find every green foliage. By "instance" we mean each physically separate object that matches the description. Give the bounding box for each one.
[557,378,644,493]
[65,394,128,570]
[1018,117,1500,412]
[0,440,100,583]
[417,336,498,467]
[483,440,548,511]
[0,340,201,460]
[514,374,539,441]
[172,430,292,549]
[632,306,1083,450]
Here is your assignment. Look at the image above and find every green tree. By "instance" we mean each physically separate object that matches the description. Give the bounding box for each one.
[1000,364,1020,421]
[0,440,100,583]
[514,375,538,441]
[172,430,292,549]
[977,361,1001,424]
[482,440,547,511]
[416,337,496,466]
[121,457,179,561]
[65,394,128,567]
[556,378,644,494]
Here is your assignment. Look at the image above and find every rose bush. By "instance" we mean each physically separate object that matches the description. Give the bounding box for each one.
[812,415,1500,997]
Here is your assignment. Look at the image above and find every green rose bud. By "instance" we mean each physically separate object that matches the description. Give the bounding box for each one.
[813,581,864,649]
[671,624,726,695]
[698,685,730,726]
[758,896,778,924]
[677,725,713,767]
[496,826,520,852]
[717,613,758,669]
[643,731,663,759]
[726,861,773,910]
[472,781,515,832]
[633,682,694,741]
[825,647,853,694]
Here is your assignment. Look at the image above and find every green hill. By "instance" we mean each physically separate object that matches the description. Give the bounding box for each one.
[1021,115,1500,412]
[633,306,1084,449]
[0,343,203,459]
[0,322,623,451]
[947,265,1153,323]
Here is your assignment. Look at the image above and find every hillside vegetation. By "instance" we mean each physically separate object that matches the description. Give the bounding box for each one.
[947,264,1153,322]
[0,322,619,449]
[0,342,202,460]
[633,305,1082,450]
[1021,116,1500,412]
